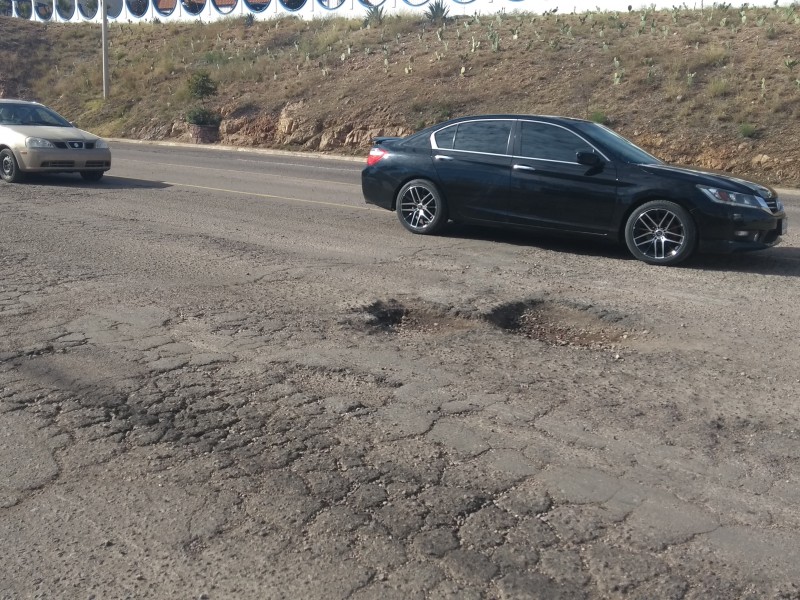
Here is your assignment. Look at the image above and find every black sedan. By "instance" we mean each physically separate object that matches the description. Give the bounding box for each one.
[361,115,787,265]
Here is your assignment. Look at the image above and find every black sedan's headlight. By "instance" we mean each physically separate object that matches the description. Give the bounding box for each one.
[697,185,771,213]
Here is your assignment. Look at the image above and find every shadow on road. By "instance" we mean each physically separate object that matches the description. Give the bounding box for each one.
[441,223,799,277]
[690,246,800,277]
[19,174,171,190]
[442,223,637,260]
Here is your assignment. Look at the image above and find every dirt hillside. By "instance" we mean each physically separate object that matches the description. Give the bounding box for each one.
[2,7,800,186]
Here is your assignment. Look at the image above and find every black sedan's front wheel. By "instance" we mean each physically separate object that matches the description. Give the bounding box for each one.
[1,149,25,183]
[624,200,697,265]
[396,179,448,235]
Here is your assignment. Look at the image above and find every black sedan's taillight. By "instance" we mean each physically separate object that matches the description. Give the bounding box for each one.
[367,147,388,166]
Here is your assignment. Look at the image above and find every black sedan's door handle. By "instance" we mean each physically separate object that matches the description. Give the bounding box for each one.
[434,155,454,161]
[513,164,536,172]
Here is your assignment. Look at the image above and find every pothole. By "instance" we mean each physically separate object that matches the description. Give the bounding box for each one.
[484,299,633,349]
[351,298,638,350]
[354,299,477,336]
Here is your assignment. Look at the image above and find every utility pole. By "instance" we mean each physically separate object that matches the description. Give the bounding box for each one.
[101,0,109,98]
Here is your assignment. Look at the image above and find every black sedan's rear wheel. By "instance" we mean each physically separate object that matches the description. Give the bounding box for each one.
[396,179,447,235]
[1,149,25,183]
[624,200,697,265]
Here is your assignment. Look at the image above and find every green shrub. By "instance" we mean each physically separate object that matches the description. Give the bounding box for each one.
[739,122,757,138]
[707,77,731,97]
[187,71,218,100]
[186,106,222,127]
[589,110,609,124]
[424,0,450,25]
[363,5,385,28]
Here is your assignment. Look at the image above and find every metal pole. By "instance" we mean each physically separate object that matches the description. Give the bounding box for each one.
[101,0,109,98]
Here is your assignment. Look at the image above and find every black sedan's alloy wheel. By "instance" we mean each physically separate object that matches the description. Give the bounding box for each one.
[625,200,697,265]
[1,148,24,183]
[396,179,448,235]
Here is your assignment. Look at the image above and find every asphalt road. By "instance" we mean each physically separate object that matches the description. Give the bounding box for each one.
[2,142,799,599]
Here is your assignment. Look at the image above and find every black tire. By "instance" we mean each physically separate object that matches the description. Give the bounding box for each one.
[624,200,697,265]
[395,179,448,235]
[80,171,104,182]
[0,148,25,183]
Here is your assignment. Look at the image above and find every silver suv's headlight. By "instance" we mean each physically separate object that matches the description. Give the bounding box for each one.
[697,185,771,213]
[25,137,55,149]
[94,139,109,149]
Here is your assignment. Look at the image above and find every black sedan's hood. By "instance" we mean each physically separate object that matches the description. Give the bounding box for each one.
[638,163,777,199]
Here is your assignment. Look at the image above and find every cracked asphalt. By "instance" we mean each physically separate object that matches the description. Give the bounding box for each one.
[1,143,799,599]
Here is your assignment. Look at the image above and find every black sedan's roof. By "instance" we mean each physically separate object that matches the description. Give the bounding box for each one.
[404,114,592,142]
[426,114,591,128]
[444,114,590,122]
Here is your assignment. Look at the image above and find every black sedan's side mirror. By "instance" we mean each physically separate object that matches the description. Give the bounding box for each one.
[576,151,603,167]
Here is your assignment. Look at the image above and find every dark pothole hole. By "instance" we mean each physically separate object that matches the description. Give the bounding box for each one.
[355,298,636,349]
[357,299,475,335]
[486,299,631,348]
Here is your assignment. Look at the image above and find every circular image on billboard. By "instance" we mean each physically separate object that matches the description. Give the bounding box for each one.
[317,0,344,10]
[55,0,75,18]
[182,0,206,15]
[279,0,306,11]
[35,0,54,19]
[125,0,149,16]
[77,0,97,18]
[153,0,175,16]
[212,0,237,13]
[15,0,34,18]
[243,0,269,11]
[107,0,122,16]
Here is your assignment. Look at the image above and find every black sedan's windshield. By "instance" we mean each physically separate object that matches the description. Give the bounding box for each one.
[574,122,662,165]
[0,103,72,127]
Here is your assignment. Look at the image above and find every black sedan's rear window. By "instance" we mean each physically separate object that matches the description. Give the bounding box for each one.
[432,120,513,155]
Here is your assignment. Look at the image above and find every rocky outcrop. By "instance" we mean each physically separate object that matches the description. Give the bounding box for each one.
[196,100,415,152]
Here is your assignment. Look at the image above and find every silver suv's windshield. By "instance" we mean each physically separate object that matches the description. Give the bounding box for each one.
[574,122,662,165]
[0,103,72,127]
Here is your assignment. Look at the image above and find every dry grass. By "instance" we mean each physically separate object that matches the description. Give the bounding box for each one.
[1,3,799,184]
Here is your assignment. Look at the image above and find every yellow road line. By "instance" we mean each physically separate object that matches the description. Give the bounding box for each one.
[165,181,374,211]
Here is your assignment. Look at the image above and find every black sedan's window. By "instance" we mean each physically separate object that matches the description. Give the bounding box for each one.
[519,121,593,163]
[452,120,512,155]
[433,125,456,149]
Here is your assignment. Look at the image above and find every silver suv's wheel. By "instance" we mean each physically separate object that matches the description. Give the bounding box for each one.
[1,149,24,183]
[624,200,697,265]
[396,179,447,235]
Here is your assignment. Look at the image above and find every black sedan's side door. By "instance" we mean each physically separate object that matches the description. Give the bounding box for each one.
[430,119,514,224]
[507,120,619,236]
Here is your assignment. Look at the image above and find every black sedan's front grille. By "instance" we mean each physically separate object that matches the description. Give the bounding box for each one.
[764,196,779,212]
